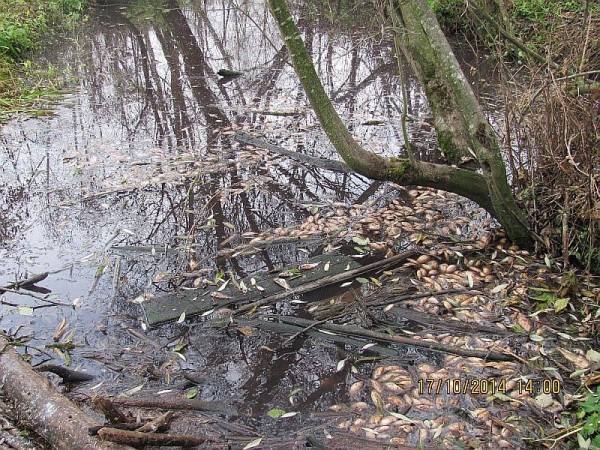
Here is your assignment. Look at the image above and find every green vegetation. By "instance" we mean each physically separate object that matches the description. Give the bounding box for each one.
[0,0,85,120]
[575,387,600,449]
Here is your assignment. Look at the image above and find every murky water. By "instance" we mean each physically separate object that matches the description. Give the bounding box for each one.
[0,0,502,439]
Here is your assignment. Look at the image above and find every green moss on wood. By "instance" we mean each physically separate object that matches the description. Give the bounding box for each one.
[437,130,458,162]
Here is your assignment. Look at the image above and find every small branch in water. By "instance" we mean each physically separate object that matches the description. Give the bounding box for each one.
[0,272,49,293]
[35,364,95,383]
[0,288,71,307]
[235,131,353,174]
[268,315,516,361]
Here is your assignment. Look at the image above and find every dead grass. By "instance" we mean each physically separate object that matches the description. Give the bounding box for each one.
[504,12,600,273]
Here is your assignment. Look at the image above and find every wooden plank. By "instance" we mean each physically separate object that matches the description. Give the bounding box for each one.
[143,253,363,326]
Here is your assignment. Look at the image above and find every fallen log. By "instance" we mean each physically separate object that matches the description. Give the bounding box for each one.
[97,427,211,447]
[0,337,134,450]
[108,396,238,417]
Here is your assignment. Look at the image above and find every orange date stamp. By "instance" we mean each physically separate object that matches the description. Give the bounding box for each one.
[418,378,562,395]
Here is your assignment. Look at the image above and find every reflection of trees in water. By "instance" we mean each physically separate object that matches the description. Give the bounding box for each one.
[4,2,437,289]
[0,184,29,243]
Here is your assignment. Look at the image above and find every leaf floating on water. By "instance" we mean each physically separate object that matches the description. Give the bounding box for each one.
[201,309,215,317]
[256,285,265,292]
[177,312,186,323]
[336,359,347,372]
[279,269,299,278]
[243,437,263,450]
[154,272,171,282]
[299,263,319,271]
[54,318,68,342]
[274,278,292,291]
[173,341,187,352]
[352,236,370,246]
[356,277,369,284]
[186,387,198,399]
[121,383,145,397]
[250,277,256,286]
[237,326,254,337]
[324,261,330,271]
[267,408,285,419]
[239,280,248,293]
[130,293,149,304]
[211,291,232,300]
[280,411,299,418]
[217,279,230,292]
[260,346,275,353]
[340,281,352,287]
[362,343,376,350]
[18,306,34,316]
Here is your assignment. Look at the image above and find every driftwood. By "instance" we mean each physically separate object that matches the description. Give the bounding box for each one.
[0,272,48,293]
[268,316,516,361]
[35,363,96,383]
[108,396,238,416]
[97,427,211,447]
[92,396,129,424]
[0,337,134,450]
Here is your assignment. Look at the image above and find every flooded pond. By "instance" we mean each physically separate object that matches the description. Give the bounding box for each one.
[0,1,539,448]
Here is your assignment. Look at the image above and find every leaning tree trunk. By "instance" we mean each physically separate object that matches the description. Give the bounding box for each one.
[267,0,532,248]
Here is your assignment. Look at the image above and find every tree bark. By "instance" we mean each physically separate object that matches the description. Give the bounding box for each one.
[0,338,133,450]
[267,0,533,248]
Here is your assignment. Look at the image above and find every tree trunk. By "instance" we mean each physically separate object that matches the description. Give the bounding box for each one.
[267,0,532,248]
[0,338,133,450]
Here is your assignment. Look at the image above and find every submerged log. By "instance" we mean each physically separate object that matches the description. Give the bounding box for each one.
[0,337,133,450]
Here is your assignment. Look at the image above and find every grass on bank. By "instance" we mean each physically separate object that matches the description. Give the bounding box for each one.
[0,0,85,121]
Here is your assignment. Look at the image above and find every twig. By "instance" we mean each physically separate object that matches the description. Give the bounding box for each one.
[281,318,330,346]
[0,288,70,306]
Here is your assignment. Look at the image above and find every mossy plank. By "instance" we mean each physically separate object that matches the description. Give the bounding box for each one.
[143,253,363,326]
